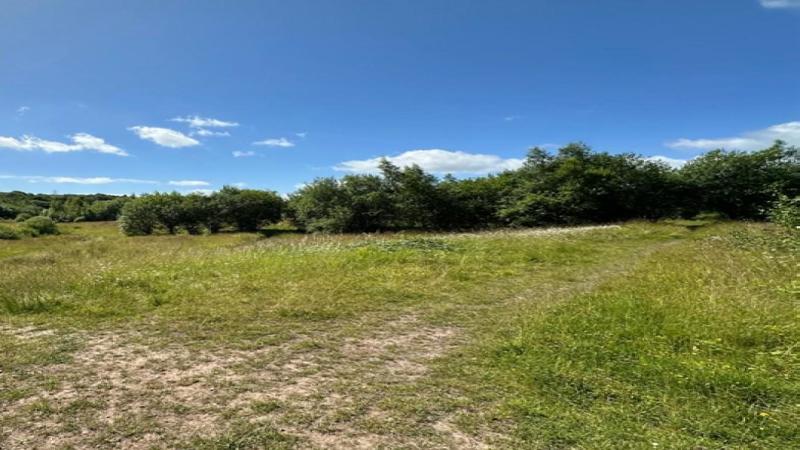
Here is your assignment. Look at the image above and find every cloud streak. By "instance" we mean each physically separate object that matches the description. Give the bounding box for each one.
[129,126,200,148]
[0,175,156,185]
[192,129,230,137]
[168,180,210,187]
[0,133,128,156]
[666,120,800,151]
[253,137,295,148]
[0,175,214,189]
[335,149,524,175]
[759,0,800,8]
[171,116,239,128]
[232,150,256,158]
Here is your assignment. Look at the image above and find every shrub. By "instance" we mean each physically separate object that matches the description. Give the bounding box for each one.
[119,198,159,236]
[0,224,20,240]
[23,216,59,236]
[15,212,33,222]
[0,204,16,220]
[214,186,284,231]
[769,195,800,230]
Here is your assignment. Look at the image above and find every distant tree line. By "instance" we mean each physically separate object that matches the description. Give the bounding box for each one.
[0,192,128,222]
[2,141,797,235]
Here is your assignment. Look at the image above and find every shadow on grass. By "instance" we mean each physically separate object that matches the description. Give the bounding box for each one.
[257,228,305,238]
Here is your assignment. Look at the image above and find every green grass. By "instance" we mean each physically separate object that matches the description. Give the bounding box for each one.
[0,221,797,448]
[489,224,799,448]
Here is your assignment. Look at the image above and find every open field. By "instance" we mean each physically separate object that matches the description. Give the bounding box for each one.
[1,221,798,449]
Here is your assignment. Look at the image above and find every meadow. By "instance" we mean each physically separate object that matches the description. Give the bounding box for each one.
[0,221,797,449]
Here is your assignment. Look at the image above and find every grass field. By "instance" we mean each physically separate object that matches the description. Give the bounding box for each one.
[1,221,798,449]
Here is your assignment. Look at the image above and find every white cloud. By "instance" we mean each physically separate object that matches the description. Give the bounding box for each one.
[666,121,800,151]
[168,180,210,187]
[232,150,256,158]
[504,115,520,122]
[253,137,295,147]
[233,182,247,188]
[16,106,30,115]
[190,189,215,196]
[0,133,128,156]
[296,132,307,138]
[192,129,230,137]
[760,0,800,8]
[0,175,156,185]
[645,155,688,169]
[334,149,525,175]
[171,116,239,128]
[128,126,200,148]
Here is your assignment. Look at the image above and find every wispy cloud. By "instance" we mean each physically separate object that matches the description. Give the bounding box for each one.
[232,150,256,158]
[253,137,295,148]
[0,175,156,185]
[666,120,800,151]
[335,149,524,175]
[171,116,239,128]
[192,129,231,137]
[168,180,210,187]
[0,133,128,156]
[759,0,800,8]
[16,106,30,116]
[296,132,307,138]
[504,115,521,122]
[645,155,688,169]
[0,175,213,189]
[128,126,200,148]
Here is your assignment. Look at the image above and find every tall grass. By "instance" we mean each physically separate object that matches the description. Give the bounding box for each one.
[492,224,799,448]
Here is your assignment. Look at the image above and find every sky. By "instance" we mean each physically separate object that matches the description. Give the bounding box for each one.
[1,0,799,195]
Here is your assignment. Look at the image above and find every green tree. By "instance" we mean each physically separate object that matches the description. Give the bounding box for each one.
[214,186,284,231]
[679,141,799,218]
[379,160,440,229]
[287,178,351,232]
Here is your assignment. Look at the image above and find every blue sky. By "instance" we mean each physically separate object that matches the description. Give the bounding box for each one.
[2,0,799,195]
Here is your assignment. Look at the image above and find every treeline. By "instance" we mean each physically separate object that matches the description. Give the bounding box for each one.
[111,141,798,235]
[288,142,798,232]
[119,187,283,235]
[0,192,128,222]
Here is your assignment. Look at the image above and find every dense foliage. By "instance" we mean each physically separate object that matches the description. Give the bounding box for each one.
[22,216,59,236]
[0,224,20,240]
[0,191,128,222]
[288,141,798,232]
[118,187,284,236]
[769,195,800,230]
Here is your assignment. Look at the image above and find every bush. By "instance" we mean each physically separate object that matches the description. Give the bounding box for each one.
[769,195,800,230]
[0,204,16,220]
[23,216,59,236]
[0,224,20,240]
[214,186,284,231]
[15,212,33,222]
[119,198,159,236]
